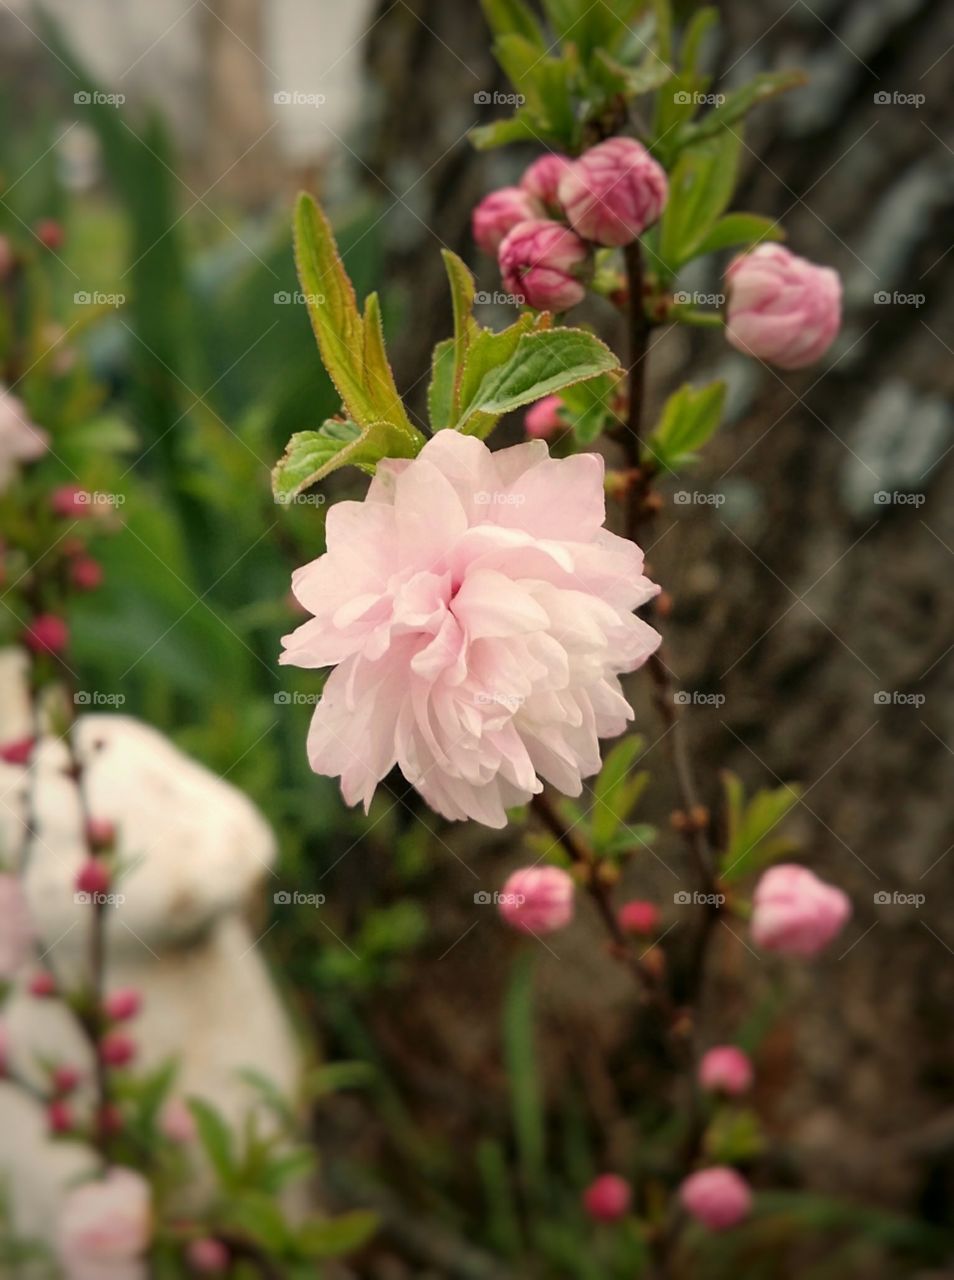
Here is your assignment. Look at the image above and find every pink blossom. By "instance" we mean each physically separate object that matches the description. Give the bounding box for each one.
[617,899,660,935]
[0,736,35,765]
[281,432,660,827]
[29,970,57,998]
[472,187,541,256]
[23,613,69,655]
[0,386,48,491]
[51,485,91,518]
[57,1167,151,1280]
[751,863,850,957]
[499,219,589,311]
[87,818,117,850]
[159,1097,197,1144]
[0,873,34,980]
[524,396,564,440]
[680,1167,752,1231]
[76,858,111,896]
[559,138,668,247]
[498,866,574,934]
[35,218,65,251]
[101,1031,137,1068]
[71,556,104,592]
[582,1173,631,1222]
[725,244,842,369]
[52,1064,83,1095]
[698,1045,753,1096]
[104,988,142,1022]
[48,1099,74,1133]
[187,1239,230,1273]
[520,153,574,211]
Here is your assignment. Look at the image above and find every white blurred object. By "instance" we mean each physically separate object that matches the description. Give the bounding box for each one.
[0,647,301,1245]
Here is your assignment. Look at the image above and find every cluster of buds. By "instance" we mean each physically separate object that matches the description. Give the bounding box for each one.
[472,138,668,312]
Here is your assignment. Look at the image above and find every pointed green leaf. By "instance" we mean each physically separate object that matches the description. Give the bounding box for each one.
[457,328,619,433]
[481,0,546,47]
[440,250,480,421]
[454,314,538,438]
[293,193,420,438]
[644,379,726,472]
[719,775,803,883]
[559,371,619,444]
[659,132,742,272]
[428,338,457,431]
[187,1098,236,1187]
[682,70,808,145]
[692,212,784,257]
[272,418,421,502]
[471,110,550,150]
[592,734,649,846]
[299,1210,379,1258]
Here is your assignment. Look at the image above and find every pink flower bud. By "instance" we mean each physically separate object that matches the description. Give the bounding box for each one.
[187,1238,230,1273]
[48,1099,74,1133]
[617,899,660,936]
[50,485,90,519]
[52,1064,82,1096]
[472,186,541,256]
[104,988,141,1022]
[86,818,116,851]
[698,1045,753,1097]
[23,613,69,656]
[520,153,574,211]
[29,970,57,998]
[751,864,850,958]
[498,866,575,934]
[679,1166,752,1231]
[524,395,564,440]
[35,219,64,251]
[160,1097,197,1144]
[499,219,589,312]
[101,1030,136,1068]
[75,858,111,896]
[0,736,35,765]
[559,138,668,247]
[97,1102,125,1137]
[583,1173,631,1223]
[71,556,103,592]
[724,245,842,369]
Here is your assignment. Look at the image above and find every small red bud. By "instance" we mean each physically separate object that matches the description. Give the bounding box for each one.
[50,485,89,519]
[75,858,110,896]
[52,1064,82,1096]
[187,1239,230,1273]
[0,737,35,765]
[86,818,116,852]
[103,987,141,1022]
[23,614,69,656]
[100,1030,136,1068]
[29,970,57,998]
[70,556,103,592]
[617,899,660,936]
[48,1099,73,1133]
[583,1173,632,1223]
[34,218,64,251]
[96,1102,124,1136]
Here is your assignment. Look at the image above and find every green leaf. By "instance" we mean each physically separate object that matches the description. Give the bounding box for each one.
[504,953,545,1200]
[644,379,726,472]
[559,371,618,444]
[272,418,422,501]
[681,70,808,146]
[440,251,480,422]
[187,1098,237,1188]
[471,110,549,151]
[720,774,803,882]
[481,0,546,47]
[457,328,619,433]
[454,313,539,439]
[691,212,784,257]
[704,1107,766,1163]
[428,338,457,431]
[592,734,647,846]
[593,47,672,98]
[299,1211,378,1258]
[658,132,742,273]
[293,192,421,438]
[220,1192,291,1252]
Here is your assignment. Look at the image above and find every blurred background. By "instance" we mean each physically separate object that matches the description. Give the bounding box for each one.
[2,0,953,1275]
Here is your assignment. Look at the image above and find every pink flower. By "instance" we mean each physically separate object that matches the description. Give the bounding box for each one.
[617,899,660,935]
[498,866,574,934]
[281,432,660,828]
[52,1064,83,1095]
[87,818,117,850]
[187,1239,230,1273]
[472,187,541,256]
[71,556,103,592]
[51,485,91,519]
[524,396,564,440]
[76,858,111,896]
[23,613,69,656]
[0,386,48,491]
[35,218,65,251]
[724,245,842,369]
[499,219,589,311]
[101,1031,137,1068]
[48,1099,74,1133]
[104,988,142,1022]
[0,873,34,980]
[159,1097,197,1144]
[29,969,57,998]
[0,736,35,765]
[698,1046,753,1097]
[751,864,850,957]
[680,1167,752,1231]
[558,138,668,247]
[582,1173,631,1222]
[57,1167,151,1280]
[520,153,574,211]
